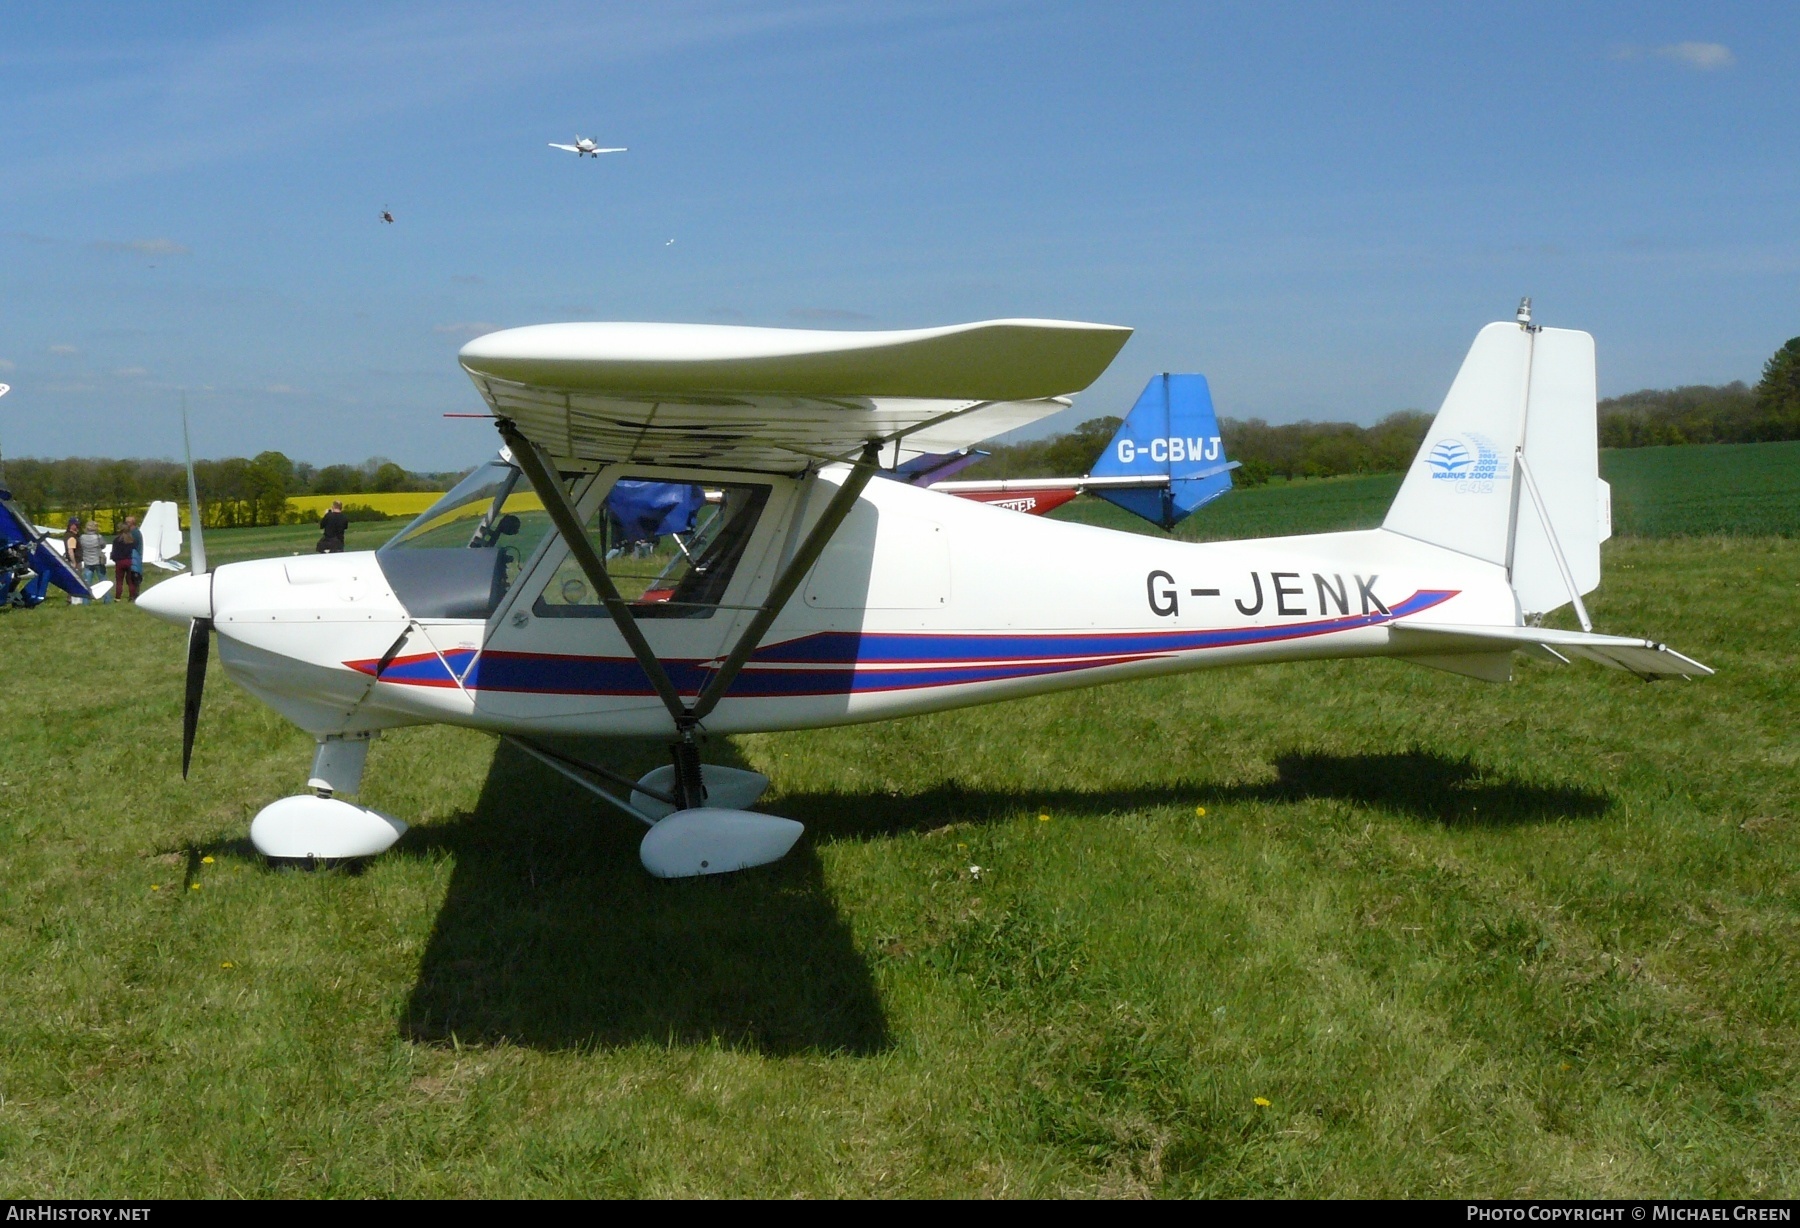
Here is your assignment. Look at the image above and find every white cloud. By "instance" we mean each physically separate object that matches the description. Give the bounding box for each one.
[114,366,149,378]
[48,344,78,356]
[1613,41,1734,70]
[433,322,499,337]
[88,236,190,256]
[1661,41,1734,69]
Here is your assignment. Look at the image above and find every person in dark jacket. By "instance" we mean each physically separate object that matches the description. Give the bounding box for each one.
[317,501,349,553]
[111,515,143,603]
[63,519,84,604]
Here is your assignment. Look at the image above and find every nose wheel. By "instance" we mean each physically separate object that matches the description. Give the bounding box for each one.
[246,732,407,863]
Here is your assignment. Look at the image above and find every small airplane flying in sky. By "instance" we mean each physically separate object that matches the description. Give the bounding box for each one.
[141,305,1709,879]
[550,136,626,158]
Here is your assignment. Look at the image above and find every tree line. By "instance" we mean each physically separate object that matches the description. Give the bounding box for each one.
[0,452,463,529]
[970,334,1800,484]
[5,337,1794,520]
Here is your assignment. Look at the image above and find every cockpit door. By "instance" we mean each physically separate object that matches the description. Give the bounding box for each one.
[475,466,799,728]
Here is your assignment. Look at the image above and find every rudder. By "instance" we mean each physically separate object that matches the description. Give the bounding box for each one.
[1090,374,1235,529]
[1383,319,1602,621]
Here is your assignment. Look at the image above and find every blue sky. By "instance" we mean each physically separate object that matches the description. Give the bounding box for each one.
[2,2,1795,469]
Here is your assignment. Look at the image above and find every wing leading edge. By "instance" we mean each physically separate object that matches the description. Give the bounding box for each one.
[459,318,1131,474]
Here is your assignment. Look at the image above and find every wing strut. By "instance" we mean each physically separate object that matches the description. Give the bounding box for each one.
[498,417,882,809]
[499,419,690,723]
[689,440,882,725]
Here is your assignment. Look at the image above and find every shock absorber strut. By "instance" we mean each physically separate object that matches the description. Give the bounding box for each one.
[670,725,707,811]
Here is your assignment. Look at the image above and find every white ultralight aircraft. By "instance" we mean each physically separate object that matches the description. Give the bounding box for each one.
[549,136,626,158]
[139,307,1711,877]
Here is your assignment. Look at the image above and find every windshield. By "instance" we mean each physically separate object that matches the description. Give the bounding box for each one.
[376,459,559,619]
[385,461,531,550]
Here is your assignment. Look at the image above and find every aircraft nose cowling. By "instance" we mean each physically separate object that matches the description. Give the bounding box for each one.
[138,571,212,625]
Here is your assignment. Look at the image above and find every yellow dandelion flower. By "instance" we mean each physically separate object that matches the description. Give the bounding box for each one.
[201,856,214,864]
[1253,1097,1271,1107]
[1195,806,1207,817]
[150,884,161,891]
[190,883,200,890]
[221,961,234,969]
[957,843,967,850]
[1038,813,1050,822]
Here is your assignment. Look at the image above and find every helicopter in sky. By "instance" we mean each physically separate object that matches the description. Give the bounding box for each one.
[549,136,627,158]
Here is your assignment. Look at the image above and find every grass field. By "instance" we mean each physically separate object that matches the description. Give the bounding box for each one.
[0,446,1794,1196]
[1051,439,1800,542]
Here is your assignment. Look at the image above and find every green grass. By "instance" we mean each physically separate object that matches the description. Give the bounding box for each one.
[1603,441,1800,537]
[1050,438,1799,541]
[0,453,1795,1196]
[1053,472,1403,542]
[195,519,400,567]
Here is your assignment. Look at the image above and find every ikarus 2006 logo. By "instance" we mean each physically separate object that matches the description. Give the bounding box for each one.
[1426,432,1507,494]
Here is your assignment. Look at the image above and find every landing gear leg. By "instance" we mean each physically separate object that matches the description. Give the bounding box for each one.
[670,726,708,810]
[498,425,885,877]
[248,732,406,861]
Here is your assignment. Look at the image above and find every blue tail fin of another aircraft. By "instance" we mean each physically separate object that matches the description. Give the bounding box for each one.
[1089,374,1235,530]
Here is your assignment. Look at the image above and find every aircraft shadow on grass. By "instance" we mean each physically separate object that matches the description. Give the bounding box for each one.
[176,742,1609,1054]
[383,742,1607,1055]
[781,748,1613,843]
[396,739,890,1057]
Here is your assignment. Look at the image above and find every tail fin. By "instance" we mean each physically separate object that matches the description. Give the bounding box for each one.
[1089,374,1235,529]
[1383,321,1602,623]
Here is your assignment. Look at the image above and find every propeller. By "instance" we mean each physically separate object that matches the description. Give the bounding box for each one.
[182,613,210,778]
[180,398,212,779]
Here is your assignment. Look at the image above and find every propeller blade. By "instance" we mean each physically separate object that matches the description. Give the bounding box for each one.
[182,616,211,779]
[181,397,207,576]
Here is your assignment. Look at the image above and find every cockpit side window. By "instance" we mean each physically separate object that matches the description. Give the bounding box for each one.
[533,479,770,620]
[376,460,570,620]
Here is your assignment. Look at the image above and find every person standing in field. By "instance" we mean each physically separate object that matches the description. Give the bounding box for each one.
[112,514,144,603]
[63,518,83,603]
[78,520,110,603]
[316,500,349,554]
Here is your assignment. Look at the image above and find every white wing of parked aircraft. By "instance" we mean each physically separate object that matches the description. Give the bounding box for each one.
[458,319,1132,471]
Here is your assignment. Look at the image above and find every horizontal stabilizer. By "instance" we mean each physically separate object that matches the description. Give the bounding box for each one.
[1389,621,1712,681]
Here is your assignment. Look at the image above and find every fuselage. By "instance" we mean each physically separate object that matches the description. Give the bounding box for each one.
[143,465,1516,741]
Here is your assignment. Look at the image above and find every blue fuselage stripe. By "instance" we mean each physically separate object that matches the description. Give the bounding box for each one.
[350,590,1454,698]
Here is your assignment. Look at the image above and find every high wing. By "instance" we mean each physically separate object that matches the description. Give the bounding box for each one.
[459,318,1132,473]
